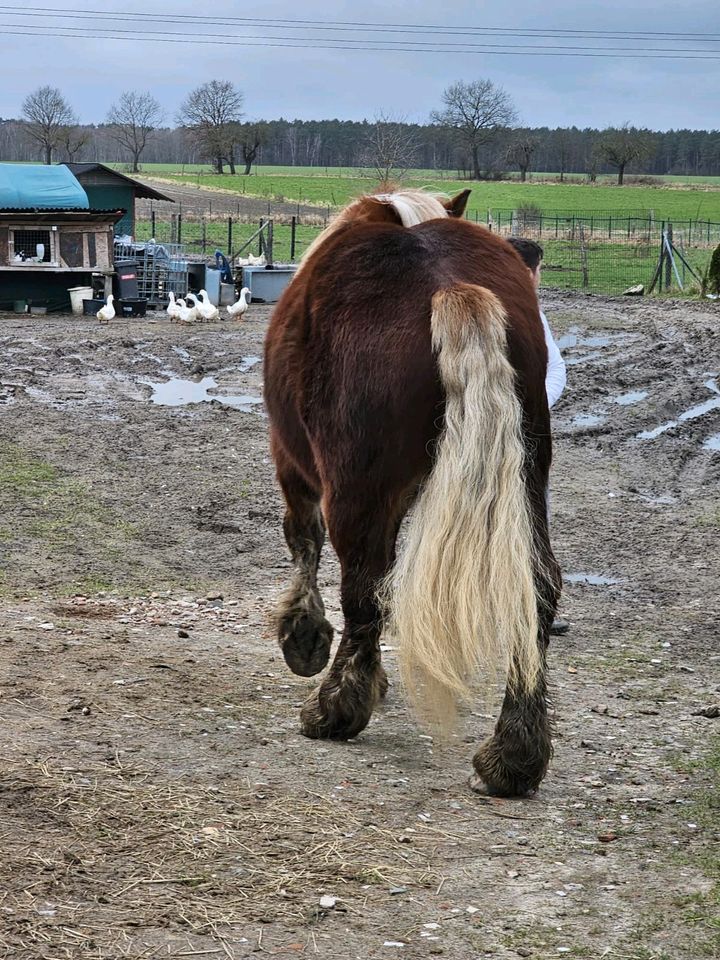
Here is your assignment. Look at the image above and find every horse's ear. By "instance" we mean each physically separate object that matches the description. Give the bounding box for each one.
[444,189,472,219]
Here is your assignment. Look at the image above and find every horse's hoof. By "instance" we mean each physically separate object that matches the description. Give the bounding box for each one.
[468,773,537,799]
[280,614,333,677]
[300,687,372,741]
[471,736,548,798]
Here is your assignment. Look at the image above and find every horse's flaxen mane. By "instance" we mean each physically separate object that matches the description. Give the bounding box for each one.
[371,190,449,226]
[296,189,449,273]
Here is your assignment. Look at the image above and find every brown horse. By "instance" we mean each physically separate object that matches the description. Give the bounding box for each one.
[264,189,561,796]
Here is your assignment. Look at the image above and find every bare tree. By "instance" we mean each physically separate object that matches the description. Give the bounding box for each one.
[554,128,570,182]
[431,79,517,180]
[363,113,419,186]
[107,91,163,173]
[58,125,91,161]
[506,134,539,182]
[178,80,244,174]
[21,85,77,164]
[593,123,655,185]
[238,122,267,175]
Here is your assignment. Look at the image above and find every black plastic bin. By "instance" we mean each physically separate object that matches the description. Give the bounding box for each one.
[119,298,147,318]
[82,298,106,316]
[114,260,139,299]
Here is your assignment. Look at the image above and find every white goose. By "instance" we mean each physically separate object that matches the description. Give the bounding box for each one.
[197,290,220,322]
[185,293,201,324]
[167,292,181,322]
[226,287,251,319]
[176,298,193,324]
[97,294,115,323]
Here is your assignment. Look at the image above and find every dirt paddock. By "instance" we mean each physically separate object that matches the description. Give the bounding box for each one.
[0,292,718,959]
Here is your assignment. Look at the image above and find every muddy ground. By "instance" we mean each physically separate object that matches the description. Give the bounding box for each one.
[0,292,718,960]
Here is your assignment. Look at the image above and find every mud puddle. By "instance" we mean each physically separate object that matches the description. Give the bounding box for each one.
[564,572,624,585]
[612,390,648,406]
[637,379,720,440]
[570,412,607,428]
[148,376,263,411]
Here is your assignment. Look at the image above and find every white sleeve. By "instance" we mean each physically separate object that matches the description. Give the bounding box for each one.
[540,310,567,408]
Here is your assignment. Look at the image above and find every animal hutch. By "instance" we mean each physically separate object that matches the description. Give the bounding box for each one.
[63,163,175,237]
[0,164,124,312]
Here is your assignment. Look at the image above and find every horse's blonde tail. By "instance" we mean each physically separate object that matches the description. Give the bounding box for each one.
[386,283,542,730]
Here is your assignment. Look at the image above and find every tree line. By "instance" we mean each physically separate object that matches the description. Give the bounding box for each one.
[1,79,719,184]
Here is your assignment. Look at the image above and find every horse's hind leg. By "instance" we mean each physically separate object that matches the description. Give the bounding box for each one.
[300,496,399,740]
[274,458,333,678]
[471,488,561,796]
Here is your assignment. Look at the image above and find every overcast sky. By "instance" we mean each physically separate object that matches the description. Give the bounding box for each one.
[0,0,718,131]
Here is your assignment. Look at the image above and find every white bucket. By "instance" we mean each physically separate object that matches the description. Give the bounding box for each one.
[68,286,94,315]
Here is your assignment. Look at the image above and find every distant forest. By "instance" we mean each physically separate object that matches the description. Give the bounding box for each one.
[1,116,719,178]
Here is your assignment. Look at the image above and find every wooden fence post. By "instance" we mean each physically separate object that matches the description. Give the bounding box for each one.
[665,223,673,290]
[290,216,297,260]
[267,220,274,265]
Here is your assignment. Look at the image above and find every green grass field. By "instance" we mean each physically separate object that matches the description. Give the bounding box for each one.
[131,162,720,295]
[126,162,720,187]
[131,163,720,221]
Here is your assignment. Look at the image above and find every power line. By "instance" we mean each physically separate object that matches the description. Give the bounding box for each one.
[0,17,718,49]
[2,23,720,59]
[0,6,718,43]
[1,19,719,52]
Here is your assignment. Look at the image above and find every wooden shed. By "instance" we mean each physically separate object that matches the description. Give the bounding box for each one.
[0,163,123,311]
[63,163,174,237]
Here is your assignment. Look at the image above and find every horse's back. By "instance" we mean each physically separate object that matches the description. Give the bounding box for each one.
[264,217,546,494]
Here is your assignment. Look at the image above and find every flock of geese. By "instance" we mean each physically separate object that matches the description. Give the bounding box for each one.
[95,288,252,324]
[166,288,252,323]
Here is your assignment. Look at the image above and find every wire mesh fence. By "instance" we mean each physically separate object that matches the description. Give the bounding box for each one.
[133,209,720,297]
[134,214,321,264]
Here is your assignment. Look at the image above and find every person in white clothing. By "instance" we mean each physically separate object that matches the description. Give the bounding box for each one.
[507,238,566,408]
[507,237,568,636]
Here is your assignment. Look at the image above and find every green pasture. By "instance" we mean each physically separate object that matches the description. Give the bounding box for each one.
[127,163,720,187]
[134,165,720,220]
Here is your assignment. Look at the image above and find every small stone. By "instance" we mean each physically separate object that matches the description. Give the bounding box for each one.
[692,705,720,718]
[319,895,337,909]
[389,887,407,895]
[81,706,91,716]
[178,629,190,638]
[597,831,618,843]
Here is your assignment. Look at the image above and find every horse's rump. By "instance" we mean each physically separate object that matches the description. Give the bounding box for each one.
[265,217,549,495]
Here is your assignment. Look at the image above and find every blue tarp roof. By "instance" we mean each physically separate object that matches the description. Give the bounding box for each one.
[0,163,89,209]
